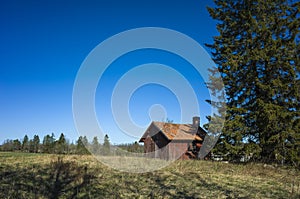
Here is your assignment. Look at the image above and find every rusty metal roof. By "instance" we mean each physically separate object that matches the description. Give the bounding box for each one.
[140,121,204,142]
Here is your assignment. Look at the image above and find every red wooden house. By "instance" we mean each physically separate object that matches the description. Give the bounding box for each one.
[139,117,207,160]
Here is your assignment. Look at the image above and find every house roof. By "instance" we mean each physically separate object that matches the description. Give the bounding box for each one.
[139,121,205,142]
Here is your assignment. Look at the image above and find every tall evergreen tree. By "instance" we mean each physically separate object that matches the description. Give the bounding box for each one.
[76,136,90,155]
[22,135,29,152]
[13,139,21,151]
[91,136,100,154]
[56,133,67,154]
[206,0,299,165]
[42,133,55,153]
[102,134,111,156]
[29,139,35,153]
[42,134,51,153]
[33,135,40,153]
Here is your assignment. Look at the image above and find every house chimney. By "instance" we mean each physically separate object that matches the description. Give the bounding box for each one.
[193,116,200,127]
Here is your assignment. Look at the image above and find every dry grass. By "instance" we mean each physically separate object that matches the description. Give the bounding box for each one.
[0,152,299,198]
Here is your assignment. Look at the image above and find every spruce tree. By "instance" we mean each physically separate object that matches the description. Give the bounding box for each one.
[76,136,90,155]
[33,135,40,153]
[42,133,55,153]
[56,133,67,154]
[91,136,100,154]
[206,0,299,165]
[22,135,29,152]
[103,134,111,156]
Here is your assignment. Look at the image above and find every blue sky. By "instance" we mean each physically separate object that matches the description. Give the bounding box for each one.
[0,0,218,144]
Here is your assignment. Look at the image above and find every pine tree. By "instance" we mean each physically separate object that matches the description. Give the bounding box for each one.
[13,139,21,151]
[56,133,67,154]
[22,135,29,152]
[76,136,90,155]
[91,136,100,154]
[29,139,35,153]
[206,0,299,165]
[42,133,55,153]
[102,134,110,156]
[33,135,40,153]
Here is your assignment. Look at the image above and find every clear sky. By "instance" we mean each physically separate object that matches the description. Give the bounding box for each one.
[0,0,218,144]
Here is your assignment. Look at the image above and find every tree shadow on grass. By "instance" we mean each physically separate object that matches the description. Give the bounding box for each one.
[0,157,98,199]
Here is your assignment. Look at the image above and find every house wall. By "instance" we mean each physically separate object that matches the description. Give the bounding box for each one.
[154,144,169,160]
[168,142,190,160]
[144,136,155,158]
[143,135,169,159]
[143,138,192,160]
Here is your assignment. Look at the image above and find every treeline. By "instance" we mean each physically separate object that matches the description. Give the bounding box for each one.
[0,133,143,155]
[117,142,144,153]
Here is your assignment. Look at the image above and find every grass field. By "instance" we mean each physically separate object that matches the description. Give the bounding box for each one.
[0,152,299,198]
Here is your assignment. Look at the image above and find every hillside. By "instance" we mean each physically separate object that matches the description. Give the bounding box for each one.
[0,152,299,198]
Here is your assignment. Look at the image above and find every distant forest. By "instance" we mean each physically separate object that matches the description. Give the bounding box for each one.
[0,133,143,155]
